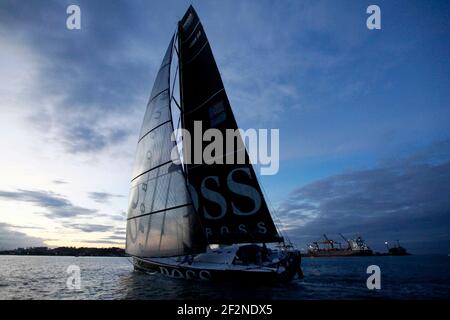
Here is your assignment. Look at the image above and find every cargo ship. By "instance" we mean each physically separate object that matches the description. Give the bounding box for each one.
[375,240,411,256]
[304,234,373,257]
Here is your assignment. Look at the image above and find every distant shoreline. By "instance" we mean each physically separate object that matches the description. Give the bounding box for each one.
[0,254,128,257]
[0,246,127,257]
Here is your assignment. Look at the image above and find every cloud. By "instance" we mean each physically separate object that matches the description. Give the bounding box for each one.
[0,0,373,156]
[106,235,126,241]
[113,228,126,236]
[0,222,46,250]
[96,211,126,222]
[77,227,127,245]
[88,192,125,204]
[81,239,124,245]
[0,0,448,252]
[84,228,127,245]
[66,223,113,233]
[4,224,45,230]
[57,122,131,154]
[0,189,96,218]
[0,0,146,155]
[278,140,450,253]
[52,180,68,185]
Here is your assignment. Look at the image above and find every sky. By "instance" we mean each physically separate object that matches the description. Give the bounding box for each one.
[0,0,449,253]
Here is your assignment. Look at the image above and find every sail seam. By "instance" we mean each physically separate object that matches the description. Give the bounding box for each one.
[138,119,172,143]
[127,203,192,220]
[185,41,208,64]
[186,88,224,115]
[131,160,173,182]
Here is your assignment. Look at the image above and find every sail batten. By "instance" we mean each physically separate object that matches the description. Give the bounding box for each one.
[148,88,169,104]
[127,203,192,221]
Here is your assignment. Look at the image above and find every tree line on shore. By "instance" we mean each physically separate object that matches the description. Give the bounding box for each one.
[0,246,126,256]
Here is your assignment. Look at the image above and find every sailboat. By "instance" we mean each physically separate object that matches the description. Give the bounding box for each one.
[125,6,302,283]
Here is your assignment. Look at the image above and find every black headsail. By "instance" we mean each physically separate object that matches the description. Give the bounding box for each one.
[178,6,282,245]
[126,36,207,258]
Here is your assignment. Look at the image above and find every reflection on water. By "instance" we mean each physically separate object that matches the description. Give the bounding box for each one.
[0,255,449,299]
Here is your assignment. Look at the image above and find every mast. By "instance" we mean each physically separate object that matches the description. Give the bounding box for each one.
[177,20,188,177]
[177,6,282,245]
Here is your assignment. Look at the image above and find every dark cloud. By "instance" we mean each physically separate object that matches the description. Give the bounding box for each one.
[5,224,45,230]
[0,223,46,250]
[60,123,131,154]
[87,228,127,244]
[106,235,125,240]
[0,189,96,218]
[114,229,126,236]
[88,192,124,204]
[81,239,124,245]
[79,226,127,244]
[279,140,450,254]
[52,180,68,185]
[109,214,126,222]
[96,212,126,222]
[67,223,113,233]
[0,0,151,154]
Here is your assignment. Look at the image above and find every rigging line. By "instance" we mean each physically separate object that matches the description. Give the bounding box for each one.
[167,38,175,132]
[160,61,171,69]
[177,23,189,177]
[166,34,186,179]
[174,43,179,57]
[171,62,179,100]
[174,115,182,142]
[259,180,290,245]
[170,73,181,111]
[173,116,185,173]
[173,29,179,57]
[172,97,182,111]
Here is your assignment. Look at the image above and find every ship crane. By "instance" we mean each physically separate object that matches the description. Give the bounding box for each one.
[322,234,342,249]
[339,233,351,250]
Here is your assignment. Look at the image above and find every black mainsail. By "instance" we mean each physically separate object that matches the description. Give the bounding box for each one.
[126,36,206,258]
[177,6,281,245]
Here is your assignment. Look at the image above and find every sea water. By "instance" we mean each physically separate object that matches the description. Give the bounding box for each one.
[0,255,448,299]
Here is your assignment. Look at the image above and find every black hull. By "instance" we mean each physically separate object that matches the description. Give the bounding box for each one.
[133,253,302,284]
